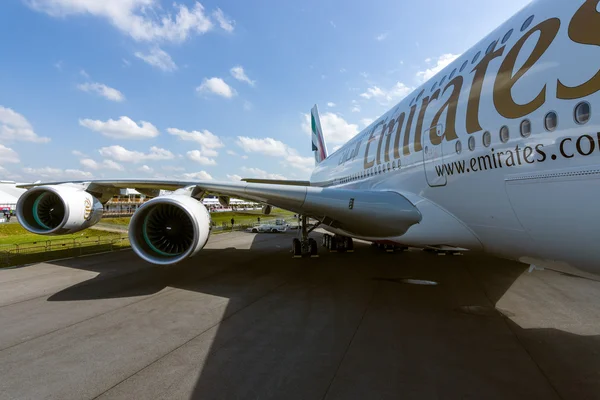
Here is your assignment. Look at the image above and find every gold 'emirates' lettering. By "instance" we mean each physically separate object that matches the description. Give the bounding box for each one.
[429,76,463,145]
[557,0,600,99]
[467,45,505,133]
[392,112,406,159]
[413,93,437,153]
[384,118,395,163]
[402,104,417,155]
[376,120,388,165]
[363,121,384,169]
[493,18,561,119]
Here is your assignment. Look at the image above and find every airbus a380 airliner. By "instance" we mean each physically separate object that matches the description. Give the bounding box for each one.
[15,0,600,274]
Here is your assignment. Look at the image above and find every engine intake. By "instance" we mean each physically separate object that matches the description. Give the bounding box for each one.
[129,193,211,265]
[17,185,103,235]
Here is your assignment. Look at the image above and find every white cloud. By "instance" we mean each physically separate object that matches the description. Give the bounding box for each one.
[134,47,177,71]
[301,112,359,145]
[240,167,286,180]
[138,165,153,173]
[243,101,253,111]
[186,150,217,165]
[376,32,389,41]
[360,82,413,105]
[0,106,51,143]
[182,171,213,180]
[80,158,124,171]
[416,53,459,82]
[22,167,92,180]
[327,102,336,107]
[122,58,131,67]
[227,174,242,181]
[77,82,125,102]
[80,116,159,139]
[212,8,234,32]
[0,144,19,164]
[79,69,89,78]
[98,145,174,163]
[196,77,236,98]
[162,165,185,172]
[26,0,219,43]
[230,66,255,86]
[236,137,288,157]
[226,150,237,156]
[351,106,361,113]
[167,128,223,148]
[71,150,86,157]
[236,137,313,173]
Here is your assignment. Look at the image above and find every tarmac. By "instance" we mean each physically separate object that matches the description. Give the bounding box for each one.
[0,230,599,400]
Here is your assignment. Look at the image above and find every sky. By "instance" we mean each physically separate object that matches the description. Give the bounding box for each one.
[0,0,532,183]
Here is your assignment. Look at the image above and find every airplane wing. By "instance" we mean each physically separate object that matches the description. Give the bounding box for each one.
[17,179,422,238]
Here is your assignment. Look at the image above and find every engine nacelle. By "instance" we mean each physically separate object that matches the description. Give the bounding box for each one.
[129,193,212,265]
[16,185,103,235]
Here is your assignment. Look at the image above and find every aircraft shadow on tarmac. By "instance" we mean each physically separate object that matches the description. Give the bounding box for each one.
[45,231,600,400]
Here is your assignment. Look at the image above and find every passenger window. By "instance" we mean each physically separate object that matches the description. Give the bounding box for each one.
[439,75,447,86]
[545,112,558,131]
[500,126,510,143]
[431,81,438,92]
[472,51,481,64]
[392,160,397,169]
[459,60,468,72]
[574,102,591,125]
[449,68,457,80]
[482,131,491,147]
[468,136,476,151]
[416,90,424,102]
[520,119,531,138]
[486,40,497,54]
[502,29,513,44]
[455,140,462,154]
[521,15,534,32]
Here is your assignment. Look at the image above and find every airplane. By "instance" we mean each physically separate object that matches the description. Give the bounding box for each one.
[14,0,600,275]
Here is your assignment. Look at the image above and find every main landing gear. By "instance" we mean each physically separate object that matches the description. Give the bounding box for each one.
[322,234,354,252]
[292,215,320,258]
[371,242,408,253]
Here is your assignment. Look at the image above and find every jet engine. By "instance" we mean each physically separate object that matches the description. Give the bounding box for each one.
[16,185,103,235]
[129,192,212,265]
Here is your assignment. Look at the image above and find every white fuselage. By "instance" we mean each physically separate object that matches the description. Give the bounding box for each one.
[310,0,600,274]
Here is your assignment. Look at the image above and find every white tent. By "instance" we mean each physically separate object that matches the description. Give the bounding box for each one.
[0,182,26,206]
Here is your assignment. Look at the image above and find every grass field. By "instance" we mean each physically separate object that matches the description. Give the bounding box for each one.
[0,223,122,246]
[102,208,297,228]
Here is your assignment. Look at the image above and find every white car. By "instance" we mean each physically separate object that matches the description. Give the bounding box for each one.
[247,223,287,233]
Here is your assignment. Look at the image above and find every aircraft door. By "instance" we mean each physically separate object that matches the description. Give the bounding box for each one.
[423,125,446,187]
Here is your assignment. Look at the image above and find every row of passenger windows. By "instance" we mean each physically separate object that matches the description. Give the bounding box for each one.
[455,102,591,154]
[337,102,591,184]
[412,14,536,102]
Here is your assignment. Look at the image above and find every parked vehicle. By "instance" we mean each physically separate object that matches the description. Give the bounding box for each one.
[247,222,287,233]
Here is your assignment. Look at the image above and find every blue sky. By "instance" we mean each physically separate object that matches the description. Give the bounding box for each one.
[0,0,531,183]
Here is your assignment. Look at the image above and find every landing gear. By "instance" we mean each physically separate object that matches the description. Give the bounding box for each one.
[322,234,353,252]
[372,242,408,252]
[292,215,320,258]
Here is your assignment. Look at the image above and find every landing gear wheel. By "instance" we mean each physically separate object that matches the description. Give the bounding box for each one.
[292,238,302,258]
[346,237,354,252]
[329,236,338,252]
[308,238,319,257]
